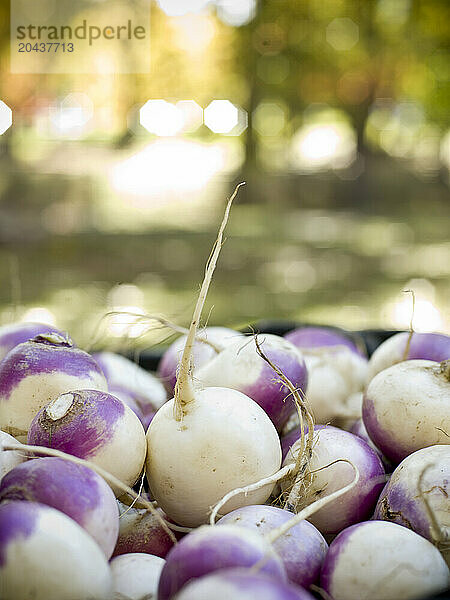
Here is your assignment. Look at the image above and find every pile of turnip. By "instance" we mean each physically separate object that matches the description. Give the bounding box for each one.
[0,185,449,600]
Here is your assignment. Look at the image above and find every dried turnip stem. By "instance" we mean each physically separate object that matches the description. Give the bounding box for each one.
[1,442,177,544]
[253,335,315,511]
[209,463,295,525]
[174,183,245,420]
[266,459,360,544]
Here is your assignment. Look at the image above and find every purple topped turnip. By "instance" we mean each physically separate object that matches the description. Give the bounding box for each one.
[146,186,282,527]
[0,500,113,599]
[320,520,449,600]
[157,524,286,600]
[0,457,119,558]
[284,326,368,424]
[218,504,327,588]
[27,389,146,494]
[0,333,107,439]
[374,444,449,563]
[283,426,385,534]
[194,333,308,432]
[367,331,450,382]
[0,321,68,363]
[157,326,243,395]
[363,359,450,463]
[174,569,316,600]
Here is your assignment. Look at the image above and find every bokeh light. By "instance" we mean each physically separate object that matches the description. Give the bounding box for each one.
[204,100,239,134]
[139,100,184,137]
[291,121,356,171]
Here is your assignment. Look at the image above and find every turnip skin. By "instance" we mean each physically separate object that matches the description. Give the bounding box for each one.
[195,334,308,432]
[0,334,107,439]
[218,505,327,588]
[110,553,165,600]
[285,326,365,357]
[283,426,385,535]
[362,359,450,463]
[0,322,68,363]
[157,524,286,600]
[0,457,119,558]
[367,332,450,382]
[93,351,167,412]
[113,504,176,559]
[320,520,450,600]
[373,445,449,557]
[157,327,243,395]
[146,387,282,527]
[284,327,368,424]
[173,569,315,600]
[0,500,113,600]
[0,430,26,480]
[27,389,147,494]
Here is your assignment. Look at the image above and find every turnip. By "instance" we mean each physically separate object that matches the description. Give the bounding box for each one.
[157,524,286,600]
[374,444,449,563]
[0,500,113,600]
[194,333,308,432]
[282,426,385,534]
[113,503,176,559]
[284,326,368,424]
[217,505,328,588]
[157,326,243,395]
[0,333,107,439]
[363,359,450,463]
[110,553,165,600]
[320,520,450,600]
[0,457,119,558]
[0,430,26,480]
[93,351,167,426]
[146,185,282,527]
[0,321,68,362]
[27,389,147,494]
[367,331,450,382]
[173,569,316,600]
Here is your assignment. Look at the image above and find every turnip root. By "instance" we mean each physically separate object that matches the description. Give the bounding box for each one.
[367,331,450,383]
[320,520,450,600]
[174,569,315,600]
[157,326,243,395]
[157,524,286,600]
[283,426,385,534]
[113,503,176,559]
[0,430,26,480]
[0,500,113,600]
[0,321,68,362]
[110,553,165,600]
[0,457,119,558]
[146,185,282,527]
[27,389,147,494]
[0,333,107,439]
[284,326,368,424]
[363,359,450,463]
[218,505,327,588]
[194,333,308,432]
[374,444,449,563]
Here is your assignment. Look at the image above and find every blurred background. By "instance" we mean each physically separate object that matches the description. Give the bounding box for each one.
[0,0,449,350]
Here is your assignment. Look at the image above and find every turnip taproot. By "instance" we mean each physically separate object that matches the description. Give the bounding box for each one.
[146,185,282,526]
